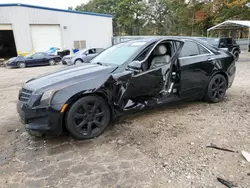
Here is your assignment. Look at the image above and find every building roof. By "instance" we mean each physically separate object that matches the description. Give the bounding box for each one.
[0,3,112,18]
[207,20,250,31]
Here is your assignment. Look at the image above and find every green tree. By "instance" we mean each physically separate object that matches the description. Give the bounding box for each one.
[73,0,250,37]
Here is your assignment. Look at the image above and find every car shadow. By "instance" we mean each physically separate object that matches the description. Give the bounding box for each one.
[26,99,206,155]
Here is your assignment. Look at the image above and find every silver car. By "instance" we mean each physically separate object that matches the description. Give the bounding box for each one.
[62,48,104,65]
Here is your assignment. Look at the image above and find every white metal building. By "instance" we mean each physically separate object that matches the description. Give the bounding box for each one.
[0,3,113,57]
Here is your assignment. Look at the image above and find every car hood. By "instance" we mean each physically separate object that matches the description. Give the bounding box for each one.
[24,64,116,93]
[8,57,17,62]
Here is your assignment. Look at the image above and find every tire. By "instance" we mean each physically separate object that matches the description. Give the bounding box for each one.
[205,74,227,103]
[18,61,26,68]
[233,51,239,61]
[74,59,83,65]
[66,95,111,140]
[49,59,56,66]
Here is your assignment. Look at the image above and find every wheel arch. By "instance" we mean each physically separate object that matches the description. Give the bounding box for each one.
[74,58,83,64]
[209,71,229,87]
[17,61,26,68]
[61,91,113,131]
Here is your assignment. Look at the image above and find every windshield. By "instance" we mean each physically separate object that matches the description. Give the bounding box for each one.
[91,41,147,66]
[24,53,33,57]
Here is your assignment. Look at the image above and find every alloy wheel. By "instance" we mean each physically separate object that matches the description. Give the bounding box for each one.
[49,60,55,66]
[72,100,106,137]
[211,76,226,102]
[18,62,26,68]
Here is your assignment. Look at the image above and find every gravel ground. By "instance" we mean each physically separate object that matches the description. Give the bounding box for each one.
[0,58,250,188]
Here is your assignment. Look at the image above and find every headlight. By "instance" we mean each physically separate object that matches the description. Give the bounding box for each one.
[40,89,55,106]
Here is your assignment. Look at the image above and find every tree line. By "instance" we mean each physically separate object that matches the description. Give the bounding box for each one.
[72,0,250,37]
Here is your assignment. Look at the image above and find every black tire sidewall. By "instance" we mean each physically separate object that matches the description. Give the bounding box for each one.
[66,95,111,140]
[206,74,227,103]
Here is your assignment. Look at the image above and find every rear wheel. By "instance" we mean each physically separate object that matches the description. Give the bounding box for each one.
[18,61,26,68]
[49,59,56,66]
[66,95,111,140]
[205,74,227,103]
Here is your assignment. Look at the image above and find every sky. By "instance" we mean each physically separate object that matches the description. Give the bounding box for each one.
[0,0,90,9]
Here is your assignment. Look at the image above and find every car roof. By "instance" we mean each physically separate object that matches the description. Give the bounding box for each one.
[121,36,213,43]
[116,36,220,53]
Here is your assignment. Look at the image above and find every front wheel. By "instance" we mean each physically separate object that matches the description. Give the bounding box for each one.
[205,74,227,103]
[74,59,83,65]
[18,61,26,68]
[66,95,111,140]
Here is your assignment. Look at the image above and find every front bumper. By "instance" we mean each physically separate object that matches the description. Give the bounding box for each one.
[17,101,64,134]
[6,62,18,68]
[62,59,73,65]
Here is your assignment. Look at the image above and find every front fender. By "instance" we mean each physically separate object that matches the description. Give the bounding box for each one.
[50,73,112,110]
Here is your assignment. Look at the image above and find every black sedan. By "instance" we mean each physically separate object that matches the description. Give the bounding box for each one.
[17,37,236,140]
[6,52,61,68]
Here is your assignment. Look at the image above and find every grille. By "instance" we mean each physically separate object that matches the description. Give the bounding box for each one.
[19,88,33,102]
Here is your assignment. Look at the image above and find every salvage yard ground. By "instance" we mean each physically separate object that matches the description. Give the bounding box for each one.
[0,56,250,188]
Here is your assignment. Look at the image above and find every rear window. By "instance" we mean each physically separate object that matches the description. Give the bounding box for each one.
[201,38,219,47]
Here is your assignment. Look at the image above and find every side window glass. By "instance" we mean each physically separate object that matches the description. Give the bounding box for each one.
[135,43,155,61]
[219,39,226,47]
[33,53,43,59]
[180,41,199,57]
[198,45,210,55]
[89,49,95,54]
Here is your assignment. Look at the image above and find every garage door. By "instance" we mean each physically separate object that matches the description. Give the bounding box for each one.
[30,25,62,52]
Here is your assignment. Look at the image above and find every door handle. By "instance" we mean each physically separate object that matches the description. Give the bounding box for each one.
[207,57,215,61]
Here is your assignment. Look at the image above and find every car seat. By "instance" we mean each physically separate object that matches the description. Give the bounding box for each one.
[150,45,170,69]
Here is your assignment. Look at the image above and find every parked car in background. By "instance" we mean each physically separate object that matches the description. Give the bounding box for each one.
[197,37,241,61]
[62,48,104,65]
[6,52,61,68]
[17,37,236,140]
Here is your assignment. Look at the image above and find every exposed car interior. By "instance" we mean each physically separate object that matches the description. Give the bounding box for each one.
[148,42,172,70]
[135,41,173,71]
[150,44,171,69]
[132,40,180,96]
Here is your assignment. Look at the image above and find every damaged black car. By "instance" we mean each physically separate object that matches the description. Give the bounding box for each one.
[17,37,236,140]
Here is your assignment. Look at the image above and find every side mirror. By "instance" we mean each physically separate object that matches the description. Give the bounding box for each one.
[127,60,142,71]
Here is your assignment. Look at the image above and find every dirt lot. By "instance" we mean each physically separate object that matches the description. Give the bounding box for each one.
[0,57,250,188]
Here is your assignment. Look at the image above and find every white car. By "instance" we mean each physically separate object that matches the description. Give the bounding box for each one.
[62,48,104,66]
